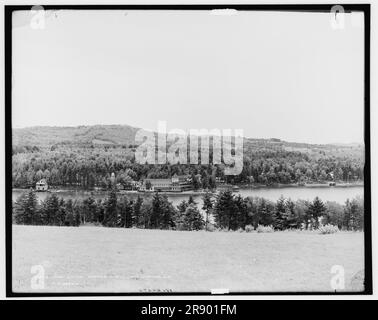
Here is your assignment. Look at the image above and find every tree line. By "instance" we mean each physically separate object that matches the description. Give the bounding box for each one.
[13,189,364,231]
[12,143,364,189]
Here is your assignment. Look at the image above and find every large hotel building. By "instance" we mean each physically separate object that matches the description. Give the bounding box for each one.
[141,174,192,192]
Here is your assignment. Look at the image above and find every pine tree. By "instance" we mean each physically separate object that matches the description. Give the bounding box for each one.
[117,198,133,228]
[258,198,275,226]
[284,198,297,229]
[82,196,96,224]
[41,193,60,225]
[245,197,258,228]
[213,190,235,229]
[191,173,199,190]
[177,200,189,214]
[160,195,176,229]
[93,199,103,223]
[201,172,209,189]
[133,195,144,227]
[202,192,213,231]
[234,194,248,229]
[183,204,204,231]
[344,197,363,231]
[13,189,39,225]
[141,202,152,228]
[208,175,216,189]
[188,195,197,205]
[274,196,286,230]
[64,199,75,226]
[176,200,189,229]
[103,188,118,227]
[307,197,326,229]
[151,192,163,228]
[57,198,66,226]
[25,189,39,224]
[73,201,81,226]
[13,192,28,224]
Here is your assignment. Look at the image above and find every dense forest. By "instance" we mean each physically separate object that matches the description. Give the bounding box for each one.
[12,125,364,189]
[13,189,364,231]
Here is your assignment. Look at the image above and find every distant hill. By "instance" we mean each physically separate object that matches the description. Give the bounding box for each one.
[12,125,140,147]
[12,124,364,160]
[11,124,364,188]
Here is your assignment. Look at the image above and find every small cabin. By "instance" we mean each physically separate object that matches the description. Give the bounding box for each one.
[116,183,124,190]
[232,186,240,192]
[36,179,48,191]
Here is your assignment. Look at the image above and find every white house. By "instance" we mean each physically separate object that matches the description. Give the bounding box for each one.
[36,179,48,191]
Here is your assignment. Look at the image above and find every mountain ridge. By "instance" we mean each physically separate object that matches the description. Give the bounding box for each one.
[12,124,364,149]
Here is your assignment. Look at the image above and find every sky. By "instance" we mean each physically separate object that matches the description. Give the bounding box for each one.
[12,9,365,144]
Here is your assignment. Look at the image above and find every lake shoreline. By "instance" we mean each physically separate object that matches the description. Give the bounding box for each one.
[13,184,364,206]
[12,181,364,195]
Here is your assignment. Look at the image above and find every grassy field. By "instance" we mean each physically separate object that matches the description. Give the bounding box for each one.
[12,225,365,293]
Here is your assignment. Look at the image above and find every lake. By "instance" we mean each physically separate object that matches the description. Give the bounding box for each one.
[13,185,364,212]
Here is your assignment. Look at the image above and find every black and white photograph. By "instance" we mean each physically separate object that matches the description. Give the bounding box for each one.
[4,4,372,296]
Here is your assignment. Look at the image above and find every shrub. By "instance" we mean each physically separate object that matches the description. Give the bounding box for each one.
[256,225,274,233]
[206,223,217,232]
[82,222,102,227]
[236,227,245,233]
[318,224,339,234]
[174,222,186,231]
[245,224,255,233]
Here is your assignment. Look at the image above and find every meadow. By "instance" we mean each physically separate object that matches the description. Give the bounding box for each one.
[12,225,365,293]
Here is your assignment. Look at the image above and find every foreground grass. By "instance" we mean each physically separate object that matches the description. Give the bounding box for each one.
[12,225,364,293]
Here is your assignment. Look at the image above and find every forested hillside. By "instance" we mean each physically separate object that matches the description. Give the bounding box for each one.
[12,125,364,189]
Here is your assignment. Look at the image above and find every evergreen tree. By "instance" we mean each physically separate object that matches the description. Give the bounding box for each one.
[73,200,81,226]
[257,198,275,226]
[57,198,66,226]
[41,193,60,225]
[13,192,28,224]
[13,189,39,225]
[344,197,364,230]
[245,197,258,228]
[118,198,133,228]
[234,194,248,229]
[94,199,104,223]
[351,197,364,231]
[150,193,176,229]
[202,192,213,231]
[141,202,152,228]
[133,195,144,227]
[25,189,39,225]
[213,190,236,229]
[177,200,189,214]
[201,172,209,189]
[64,199,75,226]
[103,188,118,227]
[188,195,197,205]
[284,198,297,229]
[183,204,204,230]
[208,175,217,189]
[274,196,286,230]
[191,173,200,190]
[160,195,176,229]
[294,199,310,229]
[151,192,163,228]
[323,201,344,228]
[307,197,326,229]
[82,196,96,224]
[176,200,189,229]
